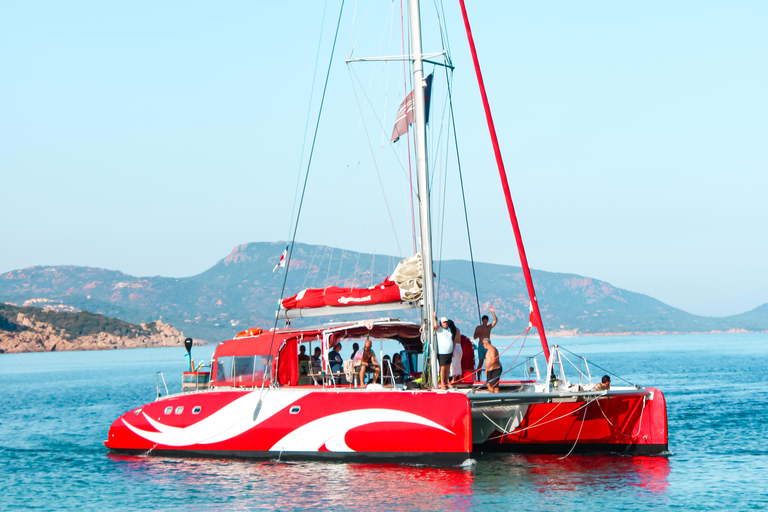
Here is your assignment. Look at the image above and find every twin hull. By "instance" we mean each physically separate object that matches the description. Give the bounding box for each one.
[106,387,667,463]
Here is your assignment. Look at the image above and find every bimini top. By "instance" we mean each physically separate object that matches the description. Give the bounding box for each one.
[210,319,423,388]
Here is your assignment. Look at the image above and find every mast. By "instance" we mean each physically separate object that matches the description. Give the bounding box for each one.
[407,0,438,388]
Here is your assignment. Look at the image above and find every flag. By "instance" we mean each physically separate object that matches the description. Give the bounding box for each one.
[391,73,433,143]
[273,245,288,273]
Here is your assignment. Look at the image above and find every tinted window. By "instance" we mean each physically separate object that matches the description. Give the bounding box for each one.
[233,356,255,381]
[215,356,234,382]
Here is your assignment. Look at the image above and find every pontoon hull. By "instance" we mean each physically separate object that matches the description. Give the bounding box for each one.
[471,387,668,455]
[105,388,473,465]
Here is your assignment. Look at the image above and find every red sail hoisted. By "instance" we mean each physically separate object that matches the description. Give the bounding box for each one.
[459,0,550,362]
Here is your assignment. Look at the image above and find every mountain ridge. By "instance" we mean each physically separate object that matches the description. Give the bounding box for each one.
[1,241,765,342]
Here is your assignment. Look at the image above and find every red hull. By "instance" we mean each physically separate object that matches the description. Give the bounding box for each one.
[472,388,668,455]
[105,388,473,464]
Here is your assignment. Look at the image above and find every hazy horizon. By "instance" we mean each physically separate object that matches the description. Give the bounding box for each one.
[2,1,766,317]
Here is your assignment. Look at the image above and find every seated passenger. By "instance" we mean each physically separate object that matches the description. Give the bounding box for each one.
[594,375,611,391]
[391,353,406,384]
[298,346,310,375]
[358,339,380,385]
[311,347,322,370]
[328,343,343,374]
[352,342,363,384]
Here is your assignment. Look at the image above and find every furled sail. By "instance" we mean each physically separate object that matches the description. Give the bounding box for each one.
[281,253,423,310]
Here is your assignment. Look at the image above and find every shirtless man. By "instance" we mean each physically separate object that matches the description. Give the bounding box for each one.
[359,339,380,385]
[594,375,611,391]
[483,338,502,393]
[474,306,498,374]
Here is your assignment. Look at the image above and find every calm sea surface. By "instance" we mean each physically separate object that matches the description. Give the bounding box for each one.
[1,332,766,511]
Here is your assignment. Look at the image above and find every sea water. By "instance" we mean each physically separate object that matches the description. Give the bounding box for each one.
[1,333,766,511]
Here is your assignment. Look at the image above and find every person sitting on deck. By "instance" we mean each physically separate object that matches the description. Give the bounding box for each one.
[391,353,407,384]
[328,343,343,374]
[594,375,611,391]
[298,346,310,375]
[298,345,310,362]
[358,339,380,385]
[311,347,321,368]
[351,342,363,384]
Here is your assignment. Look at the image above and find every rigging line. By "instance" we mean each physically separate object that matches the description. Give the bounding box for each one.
[381,0,396,149]
[264,0,344,385]
[445,65,482,324]
[325,247,334,288]
[399,0,416,255]
[559,347,636,387]
[311,246,331,289]
[274,0,346,336]
[346,0,358,57]
[300,244,321,290]
[347,67,406,256]
[560,398,590,459]
[469,327,530,383]
[434,0,452,62]
[436,113,450,313]
[349,0,375,57]
[346,1,393,172]
[287,0,331,242]
[499,330,529,379]
[345,67,416,192]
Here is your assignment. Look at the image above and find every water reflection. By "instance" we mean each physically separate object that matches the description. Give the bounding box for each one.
[107,454,475,510]
[481,454,670,495]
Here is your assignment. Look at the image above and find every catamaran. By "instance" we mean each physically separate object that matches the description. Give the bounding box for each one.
[105,0,668,463]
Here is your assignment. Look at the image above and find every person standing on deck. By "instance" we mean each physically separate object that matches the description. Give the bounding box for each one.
[483,338,502,393]
[449,320,463,384]
[433,312,459,390]
[473,306,498,376]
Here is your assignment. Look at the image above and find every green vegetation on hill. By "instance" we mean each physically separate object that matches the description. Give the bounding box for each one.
[0,303,157,338]
[0,242,766,342]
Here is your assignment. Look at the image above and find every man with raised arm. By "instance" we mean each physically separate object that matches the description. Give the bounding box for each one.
[473,306,498,375]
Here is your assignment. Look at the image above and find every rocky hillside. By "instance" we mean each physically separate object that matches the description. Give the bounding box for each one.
[1,241,766,342]
[0,303,189,354]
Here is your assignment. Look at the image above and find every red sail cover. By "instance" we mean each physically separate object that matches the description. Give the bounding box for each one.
[282,278,403,310]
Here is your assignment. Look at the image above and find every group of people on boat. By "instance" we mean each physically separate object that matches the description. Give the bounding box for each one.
[298,339,410,386]
[293,307,506,391]
[433,306,503,392]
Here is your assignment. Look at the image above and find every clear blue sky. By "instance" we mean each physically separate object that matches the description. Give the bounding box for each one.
[1,1,766,317]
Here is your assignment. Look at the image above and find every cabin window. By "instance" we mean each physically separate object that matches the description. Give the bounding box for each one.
[164,406,172,415]
[253,355,273,381]
[174,406,184,415]
[192,406,202,415]
[215,355,274,384]
[233,356,256,382]
[215,356,234,382]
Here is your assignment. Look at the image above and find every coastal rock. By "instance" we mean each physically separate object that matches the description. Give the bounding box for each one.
[0,313,193,354]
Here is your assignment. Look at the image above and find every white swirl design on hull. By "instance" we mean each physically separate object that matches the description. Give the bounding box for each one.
[121,389,311,447]
[270,408,454,452]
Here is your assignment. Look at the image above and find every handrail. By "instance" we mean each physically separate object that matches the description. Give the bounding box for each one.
[156,372,169,399]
